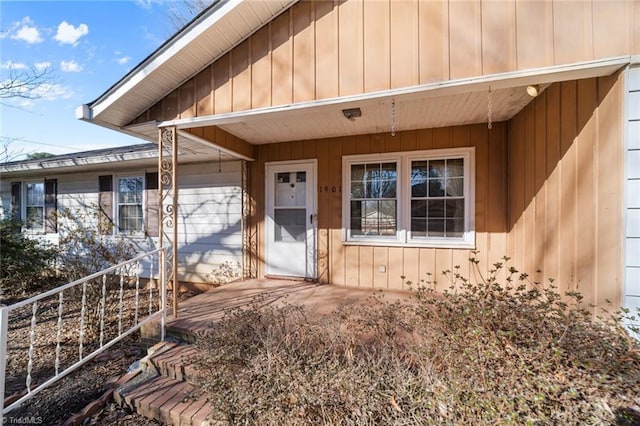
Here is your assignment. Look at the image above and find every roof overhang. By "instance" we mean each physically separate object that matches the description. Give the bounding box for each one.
[0,141,238,178]
[156,56,630,144]
[77,0,298,130]
[77,0,630,153]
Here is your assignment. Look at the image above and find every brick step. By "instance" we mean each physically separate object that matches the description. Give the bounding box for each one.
[142,340,201,382]
[115,372,211,425]
[113,340,212,425]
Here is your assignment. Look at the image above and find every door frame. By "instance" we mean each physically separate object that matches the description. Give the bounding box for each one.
[264,159,317,279]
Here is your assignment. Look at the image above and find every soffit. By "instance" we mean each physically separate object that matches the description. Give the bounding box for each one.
[163,57,629,145]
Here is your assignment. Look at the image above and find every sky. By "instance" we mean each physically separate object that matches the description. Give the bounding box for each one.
[1,0,190,161]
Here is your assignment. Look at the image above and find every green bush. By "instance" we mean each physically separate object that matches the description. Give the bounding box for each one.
[192,254,640,425]
[0,218,58,299]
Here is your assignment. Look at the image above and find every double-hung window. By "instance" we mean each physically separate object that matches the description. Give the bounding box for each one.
[343,147,474,248]
[117,176,143,233]
[25,182,45,231]
[348,161,399,240]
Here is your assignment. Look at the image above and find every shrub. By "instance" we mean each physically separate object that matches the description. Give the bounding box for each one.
[192,254,640,425]
[57,206,137,280]
[56,207,139,333]
[0,218,58,299]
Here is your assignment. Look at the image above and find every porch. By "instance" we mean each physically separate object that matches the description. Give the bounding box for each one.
[117,278,413,425]
[168,278,410,337]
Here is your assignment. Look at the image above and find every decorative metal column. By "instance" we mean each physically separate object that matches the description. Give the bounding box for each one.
[241,160,257,279]
[158,127,179,318]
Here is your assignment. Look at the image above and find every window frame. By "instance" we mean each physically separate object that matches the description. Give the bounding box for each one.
[24,180,45,232]
[114,174,145,235]
[342,147,475,248]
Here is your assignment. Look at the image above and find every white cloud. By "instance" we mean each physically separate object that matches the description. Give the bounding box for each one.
[0,60,28,70]
[60,60,83,72]
[33,83,74,101]
[8,17,43,44]
[54,21,89,46]
[134,0,158,9]
[1,81,74,108]
[34,62,51,71]
[117,56,132,65]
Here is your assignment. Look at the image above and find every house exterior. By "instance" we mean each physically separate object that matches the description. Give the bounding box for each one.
[73,0,638,317]
[0,144,244,284]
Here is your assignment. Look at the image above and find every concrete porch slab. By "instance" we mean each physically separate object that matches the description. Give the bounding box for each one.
[166,278,412,341]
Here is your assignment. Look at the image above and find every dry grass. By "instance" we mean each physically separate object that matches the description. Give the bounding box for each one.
[191,257,640,425]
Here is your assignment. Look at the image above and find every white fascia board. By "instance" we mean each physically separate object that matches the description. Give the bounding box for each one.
[88,0,246,119]
[159,56,631,130]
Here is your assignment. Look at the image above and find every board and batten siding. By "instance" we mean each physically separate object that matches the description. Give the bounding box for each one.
[248,123,508,289]
[625,65,640,326]
[130,0,639,125]
[507,73,625,310]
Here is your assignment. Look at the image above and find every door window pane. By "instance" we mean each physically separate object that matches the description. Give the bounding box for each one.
[275,172,306,207]
[275,208,306,242]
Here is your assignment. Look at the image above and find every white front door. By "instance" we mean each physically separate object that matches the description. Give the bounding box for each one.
[265,161,317,279]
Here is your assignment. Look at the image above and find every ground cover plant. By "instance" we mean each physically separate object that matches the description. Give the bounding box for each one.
[192,254,640,425]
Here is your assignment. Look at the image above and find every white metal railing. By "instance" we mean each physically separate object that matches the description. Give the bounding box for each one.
[0,247,168,421]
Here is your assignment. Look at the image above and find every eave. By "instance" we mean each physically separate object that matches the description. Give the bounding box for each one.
[76,0,298,130]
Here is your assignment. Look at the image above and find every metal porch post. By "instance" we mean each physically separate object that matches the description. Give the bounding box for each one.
[159,127,179,321]
[0,307,8,423]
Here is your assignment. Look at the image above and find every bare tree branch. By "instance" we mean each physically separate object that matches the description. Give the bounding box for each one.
[0,137,25,163]
[0,66,55,101]
[167,0,217,31]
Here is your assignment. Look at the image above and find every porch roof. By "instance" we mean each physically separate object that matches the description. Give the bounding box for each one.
[75,0,631,158]
[155,56,630,146]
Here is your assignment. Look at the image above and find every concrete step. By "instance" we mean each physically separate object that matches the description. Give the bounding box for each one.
[114,340,212,425]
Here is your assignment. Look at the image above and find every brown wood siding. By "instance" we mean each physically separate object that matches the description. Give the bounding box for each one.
[249,123,508,290]
[130,0,638,126]
[506,74,624,309]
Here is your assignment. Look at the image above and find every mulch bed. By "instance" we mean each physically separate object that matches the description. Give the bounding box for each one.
[6,335,156,425]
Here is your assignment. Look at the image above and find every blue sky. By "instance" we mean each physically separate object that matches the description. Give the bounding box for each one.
[1,1,187,161]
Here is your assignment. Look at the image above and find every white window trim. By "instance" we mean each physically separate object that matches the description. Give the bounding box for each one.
[342,147,475,249]
[23,180,45,233]
[114,174,146,236]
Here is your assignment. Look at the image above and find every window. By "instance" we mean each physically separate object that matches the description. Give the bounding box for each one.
[98,173,157,236]
[117,176,143,233]
[10,180,57,233]
[25,182,45,230]
[343,148,474,248]
[349,162,398,237]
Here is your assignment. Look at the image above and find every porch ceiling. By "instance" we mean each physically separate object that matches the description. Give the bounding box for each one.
[162,56,629,146]
[211,85,532,144]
